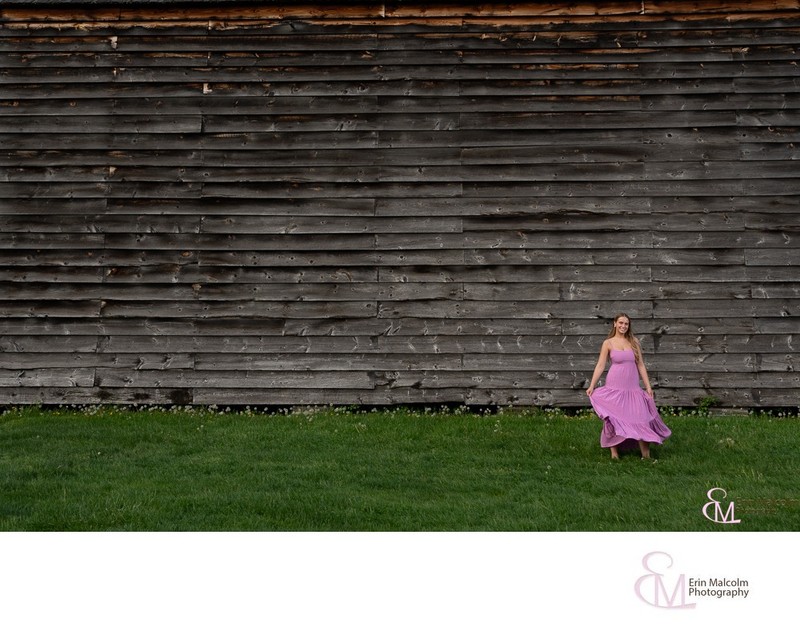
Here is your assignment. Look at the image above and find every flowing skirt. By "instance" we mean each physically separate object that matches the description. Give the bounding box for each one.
[589,349,671,449]
[590,386,672,448]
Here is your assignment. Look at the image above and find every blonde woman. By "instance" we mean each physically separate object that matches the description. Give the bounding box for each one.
[586,313,671,460]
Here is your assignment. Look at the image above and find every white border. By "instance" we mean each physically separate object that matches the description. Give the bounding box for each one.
[1,532,795,629]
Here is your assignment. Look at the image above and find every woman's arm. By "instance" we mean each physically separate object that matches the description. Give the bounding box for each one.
[586,341,610,396]
[635,342,654,397]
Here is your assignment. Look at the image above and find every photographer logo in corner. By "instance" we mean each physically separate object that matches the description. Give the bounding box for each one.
[702,488,741,524]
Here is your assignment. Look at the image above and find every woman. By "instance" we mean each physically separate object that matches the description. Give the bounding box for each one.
[586,313,671,460]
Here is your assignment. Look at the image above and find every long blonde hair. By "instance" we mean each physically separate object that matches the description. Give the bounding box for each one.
[607,312,642,363]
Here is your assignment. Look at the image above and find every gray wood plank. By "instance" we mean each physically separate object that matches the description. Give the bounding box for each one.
[379,231,654,250]
[654,299,800,318]
[95,369,376,389]
[0,368,96,387]
[379,265,653,283]
[0,266,104,282]
[0,352,194,370]
[462,212,745,232]
[199,250,467,266]
[37,282,463,302]
[98,300,379,318]
[378,300,655,320]
[106,198,377,216]
[0,301,103,318]
[465,249,745,265]
[195,353,463,371]
[0,115,202,134]
[0,335,99,353]
[0,249,200,267]
[94,334,623,355]
[464,353,759,373]
[746,248,800,265]
[199,216,462,234]
[102,265,378,283]
[103,233,377,251]
[566,317,759,335]
[91,316,566,337]
[0,215,202,234]
[190,388,471,406]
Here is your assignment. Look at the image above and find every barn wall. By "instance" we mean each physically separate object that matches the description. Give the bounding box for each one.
[1,1,798,407]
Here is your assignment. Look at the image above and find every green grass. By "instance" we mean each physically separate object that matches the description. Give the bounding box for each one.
[1,405,798,531]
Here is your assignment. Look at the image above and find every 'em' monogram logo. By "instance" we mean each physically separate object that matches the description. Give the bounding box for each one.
[702,488,741,524]
[634,551,696,609]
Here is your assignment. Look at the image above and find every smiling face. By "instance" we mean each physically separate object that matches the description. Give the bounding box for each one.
[614,316,630,336]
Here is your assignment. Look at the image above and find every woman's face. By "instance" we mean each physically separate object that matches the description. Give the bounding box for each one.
[615,317,630,335]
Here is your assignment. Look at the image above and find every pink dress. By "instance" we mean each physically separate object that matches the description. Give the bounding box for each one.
[589,349,671,449]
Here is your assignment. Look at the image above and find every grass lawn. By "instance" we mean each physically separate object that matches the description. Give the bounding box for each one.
[1,405,798,531]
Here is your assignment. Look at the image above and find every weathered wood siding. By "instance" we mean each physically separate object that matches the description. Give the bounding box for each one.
[1,1,798,407]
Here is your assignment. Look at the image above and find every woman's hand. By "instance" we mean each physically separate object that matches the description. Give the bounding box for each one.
[586,386,594,397]
[645,387,654,398]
